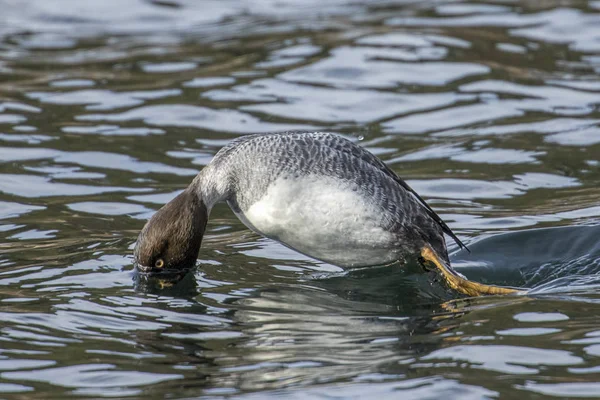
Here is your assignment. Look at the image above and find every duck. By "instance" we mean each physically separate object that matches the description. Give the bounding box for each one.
[134,131,521,296]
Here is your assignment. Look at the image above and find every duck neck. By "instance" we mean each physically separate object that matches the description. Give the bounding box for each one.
[189,164,230,212]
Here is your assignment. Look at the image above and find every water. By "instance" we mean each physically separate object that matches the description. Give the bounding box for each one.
[1,0,600,398]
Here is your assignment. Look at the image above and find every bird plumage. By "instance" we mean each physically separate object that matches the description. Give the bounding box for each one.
[192,131,466,266]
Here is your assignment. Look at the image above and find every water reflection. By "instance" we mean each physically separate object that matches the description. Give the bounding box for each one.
[131,272,468,393]
[219,291,451,391]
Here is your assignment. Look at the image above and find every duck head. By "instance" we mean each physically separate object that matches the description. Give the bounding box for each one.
[134,189,207,275]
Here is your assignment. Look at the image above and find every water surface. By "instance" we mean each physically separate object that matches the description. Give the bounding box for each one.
[1,0,600,398]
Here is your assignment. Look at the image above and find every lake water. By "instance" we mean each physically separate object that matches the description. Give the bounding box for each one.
[1,0,600,398]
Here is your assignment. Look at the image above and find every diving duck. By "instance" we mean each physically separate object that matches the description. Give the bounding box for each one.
[135,131,520,296]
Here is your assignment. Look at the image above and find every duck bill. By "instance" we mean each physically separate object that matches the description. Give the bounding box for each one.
[135,263,153,274]
[420,246,525,297]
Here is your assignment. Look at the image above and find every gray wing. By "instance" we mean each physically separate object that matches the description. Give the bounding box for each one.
[217,131,468,252]
[314,132,469,252]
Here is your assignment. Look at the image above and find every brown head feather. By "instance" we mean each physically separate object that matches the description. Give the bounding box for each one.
[134,189,207,274]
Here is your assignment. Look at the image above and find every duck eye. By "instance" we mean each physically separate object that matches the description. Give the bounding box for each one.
[155,258,165,269]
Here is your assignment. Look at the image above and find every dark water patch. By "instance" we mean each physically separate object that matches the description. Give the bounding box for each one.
[452,225,600,289]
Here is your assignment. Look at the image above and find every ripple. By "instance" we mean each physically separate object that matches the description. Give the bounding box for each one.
[62,124,165,136]
[78,104,319,133]
[393,145,544,164]
[514,173,580,190]
[232,377,497,400]
[546,126,600,146]
[462,80,600,108]
[0,147,196,176]
[0,174,147,198]
[383,102,522,134]
[436,3,510,15]
[280,46,489,88]
[407,174,580,201]
[140,61,198,73]
[496,328,561,336]
[50,79,95,88]
[9,229,58,240]
[0,201,45,219]
[163,331,244,340]
[435,117,600,137]
[227,79,471,124]
[514,312,570,322]
[496,43,527,54]
[0,383,33,393]
[28,89,181,111]
[24,166,106,180]
[57,151,196,175]
[0,133,53,144]
[357,33,437,47]
[511,8,600,52]
[273,44,321,57]
[0,0,237,39]
[2,363,182,388]
[0,359,55,370]
[183,76,236,88]
[387,8,557,28]
[67,201,152,217]
[255,57,304,69]
[0,114,27,125]
[0,102,41,114]
[518,382,600,398]
[421,345,582,374]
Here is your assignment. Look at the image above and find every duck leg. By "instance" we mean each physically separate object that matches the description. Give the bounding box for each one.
[419,246,525,296]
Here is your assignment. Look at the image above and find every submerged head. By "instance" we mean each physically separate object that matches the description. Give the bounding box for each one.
[134,189,208,275]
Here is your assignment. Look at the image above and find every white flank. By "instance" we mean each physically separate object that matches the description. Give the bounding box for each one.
[236,175,397,267]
